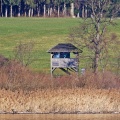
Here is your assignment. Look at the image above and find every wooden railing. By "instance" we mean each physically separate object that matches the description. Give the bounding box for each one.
[51,58,78,68]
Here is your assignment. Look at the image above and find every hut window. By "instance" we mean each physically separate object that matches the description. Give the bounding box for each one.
[53,52,60,58]
[60,52,70,58]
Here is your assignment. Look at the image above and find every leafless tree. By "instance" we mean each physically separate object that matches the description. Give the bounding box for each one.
[69,0,120,73]
[14,41,35,66]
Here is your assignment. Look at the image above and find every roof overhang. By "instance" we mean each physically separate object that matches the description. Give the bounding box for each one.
[47,43,82,53]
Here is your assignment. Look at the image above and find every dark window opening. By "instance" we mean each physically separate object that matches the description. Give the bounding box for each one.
[60,52,70,58]
[52,52,70,58]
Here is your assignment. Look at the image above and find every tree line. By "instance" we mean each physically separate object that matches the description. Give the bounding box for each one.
[1,0,120,18]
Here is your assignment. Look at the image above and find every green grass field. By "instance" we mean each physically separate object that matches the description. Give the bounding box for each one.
[0,18,120,73]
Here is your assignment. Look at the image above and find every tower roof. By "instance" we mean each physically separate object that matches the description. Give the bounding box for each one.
[47,43,82,53]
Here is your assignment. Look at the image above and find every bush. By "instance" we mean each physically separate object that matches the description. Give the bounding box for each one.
[0,55,119,91]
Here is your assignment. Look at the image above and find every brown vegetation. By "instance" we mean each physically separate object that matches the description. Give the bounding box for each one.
[0,58,120,113]
[0,88,120,114]
[0,60,119,91]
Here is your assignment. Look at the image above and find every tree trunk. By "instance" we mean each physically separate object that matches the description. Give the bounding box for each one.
[94,22,100,73]
[82,5,85,18]
[48,7,50,17]
[85,5,87,18]
[24,5,27,17]
[37,3,40,17]
[70,3,75,18]
[28,9,30,17]
[43,4,46,17]
[0,0,3,17]
[31,8,33,17]
[25,11,26,17]
[18,5,20,17]
[10,5,13,17]
[77,13,80,18]
[94,52,99,73]
[50,7,52,17]
[63,3,66,17]
[57,5,60,17]
[5,6,7,17]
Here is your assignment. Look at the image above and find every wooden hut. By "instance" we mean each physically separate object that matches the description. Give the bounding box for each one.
[47,43,82,76]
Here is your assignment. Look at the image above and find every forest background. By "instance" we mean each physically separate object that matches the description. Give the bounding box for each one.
[0,0,120,18]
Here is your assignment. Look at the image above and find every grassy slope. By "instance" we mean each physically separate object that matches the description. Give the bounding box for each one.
[0,18,120,72]
[0,18,82,72]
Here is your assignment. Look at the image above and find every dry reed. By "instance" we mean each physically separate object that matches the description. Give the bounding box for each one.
[0,88,120,114]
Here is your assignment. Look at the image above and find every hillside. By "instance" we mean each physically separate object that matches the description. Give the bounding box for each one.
[0,18,120,73]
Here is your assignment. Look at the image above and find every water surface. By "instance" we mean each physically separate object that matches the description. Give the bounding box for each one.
[0,114,120,120]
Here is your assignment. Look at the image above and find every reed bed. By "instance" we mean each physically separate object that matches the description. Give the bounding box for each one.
[0,60,120,114]
[0,88,120,114]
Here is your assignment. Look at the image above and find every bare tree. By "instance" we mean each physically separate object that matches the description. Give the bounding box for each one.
[69,0,120,73]
[14,41,35,66]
